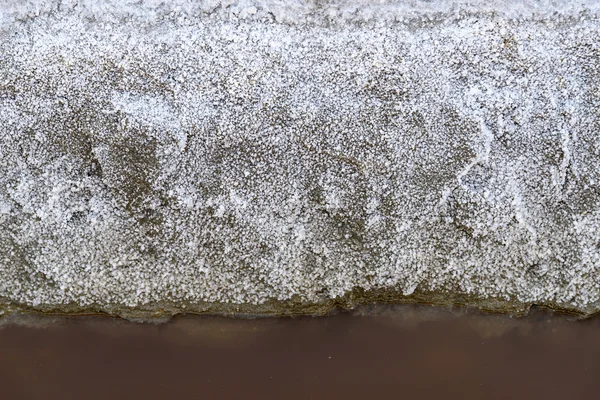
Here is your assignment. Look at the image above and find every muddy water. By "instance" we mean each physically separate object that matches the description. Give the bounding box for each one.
[1,305,599,399]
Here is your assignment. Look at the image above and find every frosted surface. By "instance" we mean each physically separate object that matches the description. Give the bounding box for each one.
[1,0,600,316]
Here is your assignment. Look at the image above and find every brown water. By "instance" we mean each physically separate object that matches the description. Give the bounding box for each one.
[1,305,599,399]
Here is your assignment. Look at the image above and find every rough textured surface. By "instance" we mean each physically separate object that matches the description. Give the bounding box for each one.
[1,0,600,318]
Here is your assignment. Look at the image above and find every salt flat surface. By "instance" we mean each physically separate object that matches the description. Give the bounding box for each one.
[1,0,600,316]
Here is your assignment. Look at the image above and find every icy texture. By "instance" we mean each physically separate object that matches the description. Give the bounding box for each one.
[1,0,600,315]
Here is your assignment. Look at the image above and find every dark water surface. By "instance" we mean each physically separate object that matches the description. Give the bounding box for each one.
[1,305,599,399]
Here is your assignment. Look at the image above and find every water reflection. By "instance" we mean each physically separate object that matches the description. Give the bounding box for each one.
[0,305,598,399]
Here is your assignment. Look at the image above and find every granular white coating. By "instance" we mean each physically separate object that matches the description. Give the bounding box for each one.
[1,0,600,315]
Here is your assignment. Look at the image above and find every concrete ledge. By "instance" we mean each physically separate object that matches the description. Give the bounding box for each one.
[1,1,600,317]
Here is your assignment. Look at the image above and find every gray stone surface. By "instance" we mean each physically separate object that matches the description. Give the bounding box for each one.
[1,0,600,317]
